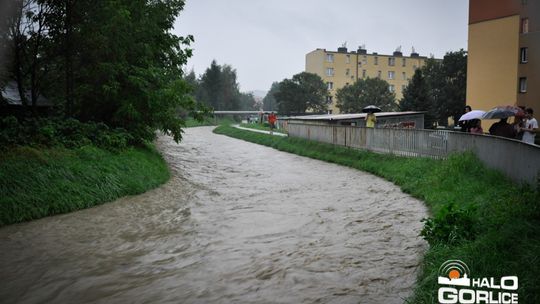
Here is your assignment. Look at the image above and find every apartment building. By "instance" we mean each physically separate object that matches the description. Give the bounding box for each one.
[306,46,432,113]
[467,0,540,113]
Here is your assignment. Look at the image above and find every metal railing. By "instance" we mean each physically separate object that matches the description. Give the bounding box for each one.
[287,122,540,187]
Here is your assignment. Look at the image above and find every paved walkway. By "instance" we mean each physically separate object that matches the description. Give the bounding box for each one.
[233,124,288,137]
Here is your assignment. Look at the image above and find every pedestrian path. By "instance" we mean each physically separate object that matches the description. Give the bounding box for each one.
[232,124,288,137]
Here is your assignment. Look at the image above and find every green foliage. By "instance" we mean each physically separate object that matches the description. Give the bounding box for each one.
[336,77,397,113]
[0,116,133,150]
[400,69,435,128]
[263,82,280,111]
[214,125,540,303]
[190,60,257,111]
[0,144,169,226]
[2,0,205,143]
[274,72,329,115]
[420,203,477,246]
[400,50,467,128]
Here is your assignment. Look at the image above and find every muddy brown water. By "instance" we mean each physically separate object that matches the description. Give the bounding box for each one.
[0,126,428,304]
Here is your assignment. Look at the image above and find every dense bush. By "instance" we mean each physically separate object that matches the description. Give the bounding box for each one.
[420,203,477,246]
[0,116,133,151]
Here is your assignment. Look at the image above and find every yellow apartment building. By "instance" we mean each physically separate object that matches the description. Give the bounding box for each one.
[306,46,433,113]
[467,0,540,116]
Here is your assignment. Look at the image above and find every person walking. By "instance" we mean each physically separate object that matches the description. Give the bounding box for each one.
[521,108,538,144]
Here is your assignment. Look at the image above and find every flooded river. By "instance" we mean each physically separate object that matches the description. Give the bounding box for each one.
[0,126,428,304]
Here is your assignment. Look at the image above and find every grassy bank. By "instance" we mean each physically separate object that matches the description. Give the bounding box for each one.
[0,144,170,226]
[214,125,540,303]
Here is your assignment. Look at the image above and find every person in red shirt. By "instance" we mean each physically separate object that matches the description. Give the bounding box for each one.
[268,113,277,134]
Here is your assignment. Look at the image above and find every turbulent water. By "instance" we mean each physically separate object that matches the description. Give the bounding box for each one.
[0,126,428,304]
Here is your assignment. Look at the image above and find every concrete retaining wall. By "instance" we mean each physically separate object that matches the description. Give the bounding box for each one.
[288,122,540,187]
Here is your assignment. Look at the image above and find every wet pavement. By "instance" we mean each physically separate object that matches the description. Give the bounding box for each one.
[0,126,428,304]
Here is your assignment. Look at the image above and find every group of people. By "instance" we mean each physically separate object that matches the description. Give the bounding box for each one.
[460,105,538,145]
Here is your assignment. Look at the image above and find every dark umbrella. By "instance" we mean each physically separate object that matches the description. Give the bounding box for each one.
[362,105,382,113]
[481,106,524,119]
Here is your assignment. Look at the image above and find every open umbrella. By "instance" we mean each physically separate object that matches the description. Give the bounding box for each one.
[362,105,382,113]
[459,110,486,121]
[481,106,524,119]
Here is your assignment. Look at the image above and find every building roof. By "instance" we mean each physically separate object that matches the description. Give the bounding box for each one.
[286,111,425,121]
[1,81,52,107]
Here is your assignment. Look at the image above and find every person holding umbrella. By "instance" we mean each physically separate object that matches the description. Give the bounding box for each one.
[362,105,381,128]
[489,117,516,138]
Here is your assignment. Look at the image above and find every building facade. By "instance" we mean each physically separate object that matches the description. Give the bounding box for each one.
[306,46,431,113]
[467,0,540,113]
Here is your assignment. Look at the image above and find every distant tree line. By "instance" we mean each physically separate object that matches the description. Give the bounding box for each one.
[0,0,204,143]
[185,60,259,111]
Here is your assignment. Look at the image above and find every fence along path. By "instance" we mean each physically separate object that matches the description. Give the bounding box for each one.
[287,122,540,187]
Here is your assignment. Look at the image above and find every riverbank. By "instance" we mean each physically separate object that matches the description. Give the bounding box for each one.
[0,144,170,226]
[213,125,540,303]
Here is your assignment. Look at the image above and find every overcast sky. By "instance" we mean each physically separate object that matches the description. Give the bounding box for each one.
[174,0,469,94]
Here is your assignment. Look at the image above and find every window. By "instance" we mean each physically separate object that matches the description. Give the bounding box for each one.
[326,54,334,62]
[346,68,350,76]
[413,64,418,70]
[362,70,366,78]
[521,18,529,33]
[402,58,406,67]
[327,82,333,90]
[402,85,406,92]
[346,55,351,63]
[388,71,395,80]
[326,96,333,103]
[388,57,395,66]
[520,47,528,63]
[389,85,395,93]
[402,72,407,80]
[377,70,382,78]
[519,77,527,93]
[374,56,378,65]
[326,68,334,76]
[346,82,349,86]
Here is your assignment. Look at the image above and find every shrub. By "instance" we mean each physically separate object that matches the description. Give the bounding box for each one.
[420,203,477,246]
[0,116,133,151]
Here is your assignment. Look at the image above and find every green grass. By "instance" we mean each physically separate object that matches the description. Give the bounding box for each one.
[0,144,170,226]
[214,125,540,304]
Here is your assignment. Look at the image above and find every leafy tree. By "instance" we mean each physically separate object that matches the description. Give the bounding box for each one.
[274,72,329,115]
[400,69,435,128]
[198,60,245,110]
[438,50,467,124]
[263,82,279,111]
[238,92,257,110]
[399,50,467,128]
[1,0,204,143]
[336,77,396,113]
